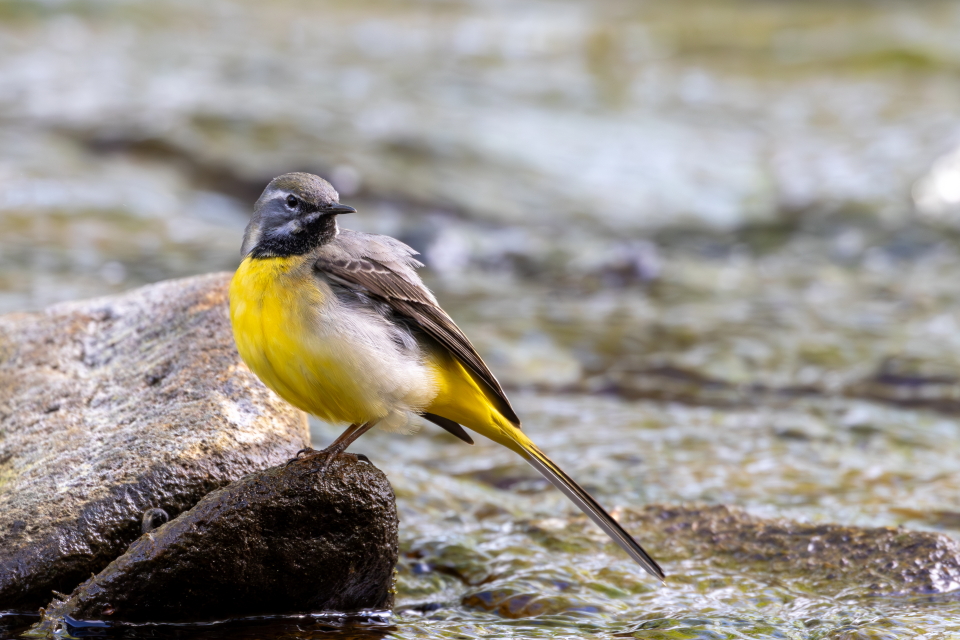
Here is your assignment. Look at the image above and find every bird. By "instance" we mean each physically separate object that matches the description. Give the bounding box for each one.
[228,172,664,581]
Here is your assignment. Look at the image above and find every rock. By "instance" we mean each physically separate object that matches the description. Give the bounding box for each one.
[0,273,309,611]
[623,504,960,595]
[35,454,397,626]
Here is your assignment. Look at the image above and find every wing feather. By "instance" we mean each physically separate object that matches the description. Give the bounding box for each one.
[315,230,520,427]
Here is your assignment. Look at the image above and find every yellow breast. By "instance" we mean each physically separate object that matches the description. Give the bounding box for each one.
[229,255,373,425]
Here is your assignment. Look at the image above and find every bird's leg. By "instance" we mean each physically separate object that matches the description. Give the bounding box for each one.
[294,420,379,473]
[285,422,360,466]
[321,421,372,455]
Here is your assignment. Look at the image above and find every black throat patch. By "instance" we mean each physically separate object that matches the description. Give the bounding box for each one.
[250,214,339,259]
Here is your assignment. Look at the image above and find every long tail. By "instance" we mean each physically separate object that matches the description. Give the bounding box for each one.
[423,352,664,579]
[508,431,665,581]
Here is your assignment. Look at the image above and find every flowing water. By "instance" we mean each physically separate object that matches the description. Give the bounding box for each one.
[3,0,960,637]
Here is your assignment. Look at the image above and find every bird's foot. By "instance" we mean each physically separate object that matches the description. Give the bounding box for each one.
[286,446,352,474]
[307,450,372,473]
[303,447,347,474]
[284,447,318,467]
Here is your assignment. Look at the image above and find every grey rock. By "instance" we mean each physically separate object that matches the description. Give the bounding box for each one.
[624,504,960,595]
[0,273,309,611]
[35,454,397,626]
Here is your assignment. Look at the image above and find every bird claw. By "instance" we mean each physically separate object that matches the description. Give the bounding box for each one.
[284,447,369,472]
[284,447,317,467]
[285,447,340,473]
[315,450,339,474]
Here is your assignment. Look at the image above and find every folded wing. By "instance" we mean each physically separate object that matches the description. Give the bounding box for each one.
[315,230,520,427]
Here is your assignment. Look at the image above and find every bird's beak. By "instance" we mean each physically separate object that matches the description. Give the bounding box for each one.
[325,203,356,214]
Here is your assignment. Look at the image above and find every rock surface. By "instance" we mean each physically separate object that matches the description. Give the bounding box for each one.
[36,454,398,625]
[622,504,960,595]
[0,273,309,611]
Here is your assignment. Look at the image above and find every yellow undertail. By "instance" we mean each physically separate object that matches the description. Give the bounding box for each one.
[425,348,665,580]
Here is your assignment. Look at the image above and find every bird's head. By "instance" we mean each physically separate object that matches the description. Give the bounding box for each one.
[241,172,356,258]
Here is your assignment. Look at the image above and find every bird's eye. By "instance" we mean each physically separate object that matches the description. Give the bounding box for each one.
[285,195,299,209]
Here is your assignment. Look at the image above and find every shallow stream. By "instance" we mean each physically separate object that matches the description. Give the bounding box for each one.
[3,0,960,637]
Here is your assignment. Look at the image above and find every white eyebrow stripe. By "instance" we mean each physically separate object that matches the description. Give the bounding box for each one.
[261,188,291,201]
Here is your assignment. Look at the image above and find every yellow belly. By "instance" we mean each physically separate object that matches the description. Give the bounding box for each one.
[229,256,378,425]
[230,255,520,441]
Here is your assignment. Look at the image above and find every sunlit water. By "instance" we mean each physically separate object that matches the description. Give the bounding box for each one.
[4,0,960,637]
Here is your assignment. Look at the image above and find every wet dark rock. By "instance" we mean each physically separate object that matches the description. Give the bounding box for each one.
[0,273,309,611]
[35,454,398,626]
[624,504,960,595]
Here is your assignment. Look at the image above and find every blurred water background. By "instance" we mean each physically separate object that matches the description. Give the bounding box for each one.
[4,0,960,637]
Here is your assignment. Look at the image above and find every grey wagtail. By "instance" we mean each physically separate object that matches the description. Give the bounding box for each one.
[229,172,664,580]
